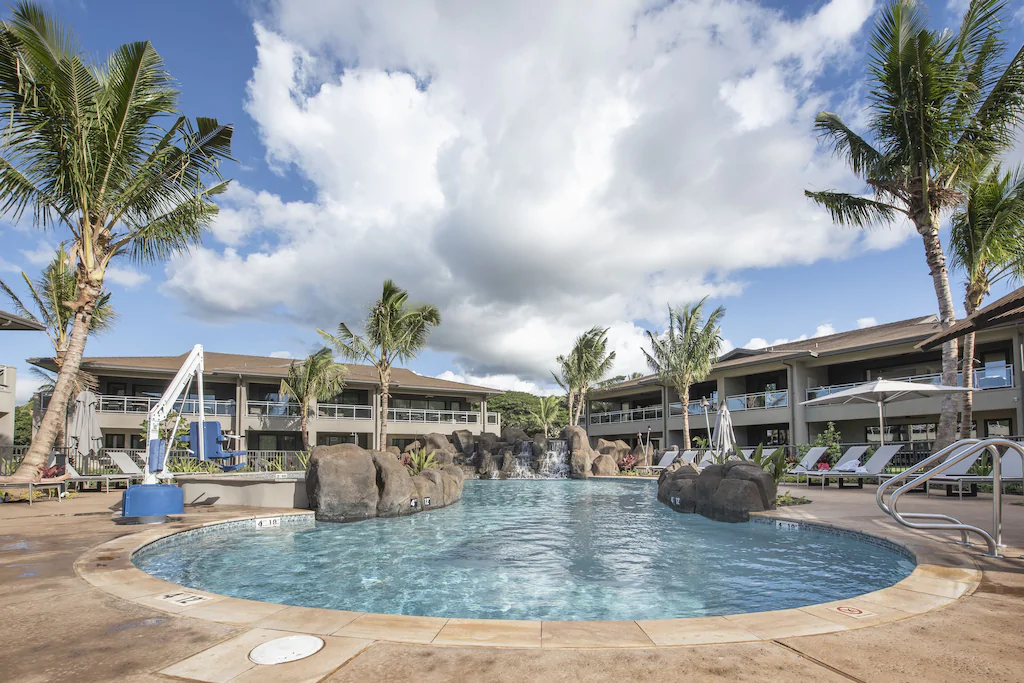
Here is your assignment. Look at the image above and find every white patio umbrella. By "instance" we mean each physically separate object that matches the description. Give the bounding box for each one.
[801,379,973,444]
[711,402,736,460]
[67,389,102,465]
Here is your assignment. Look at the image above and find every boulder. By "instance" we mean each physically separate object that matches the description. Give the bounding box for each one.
[451,429,476,455]
[656,459,776,523]
[631,442,653,467]
[694,464,728,518]
[499,449,516,478]
[432,450,455,466]
[724,462,776,510]
[560,425,591,454]
[306,444,380,522]
[386,446,401,457]
[423,433,456,455]
[530,432,548,458]
[477,451,499,478]
[479,432,499,452]
[439,465,465,505]
[709,479,765,523]
[371,450,415,517]
[402,440,422,454]
[411,470,443,509]
[591,453,620,476]
[570,450,592,479]
[501,426,530,444]
[596,438,615,452]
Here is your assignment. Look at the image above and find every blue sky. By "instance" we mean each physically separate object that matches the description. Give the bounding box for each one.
[2,0,1023,402]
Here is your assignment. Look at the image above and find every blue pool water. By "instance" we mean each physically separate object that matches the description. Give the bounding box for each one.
[134,479,914,620]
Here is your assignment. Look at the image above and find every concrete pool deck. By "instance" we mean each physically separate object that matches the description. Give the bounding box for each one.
[2,484,1023,681]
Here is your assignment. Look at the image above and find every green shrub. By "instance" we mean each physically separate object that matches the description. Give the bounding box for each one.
[405,448,438,475]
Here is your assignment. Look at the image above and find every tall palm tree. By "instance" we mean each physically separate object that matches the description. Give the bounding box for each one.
[552,326,616,426]
[804,0,1024,447]
[0,3,232,480]
[279,348,348,451]
[949,164,1024,438]
[643,298,725,449]
[529,395,565,437]
[318,280,440,450]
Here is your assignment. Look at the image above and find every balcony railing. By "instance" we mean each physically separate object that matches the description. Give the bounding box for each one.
[726,389,789,412]
[388,408,483,424]
[246,400,300,417]
[668,400,720,417]
[0,365,10,391]
[316,403,373,420]
[589,406,662,425]
[806,366,1014,401]
[487,412,499,425]
[96,395,237,416]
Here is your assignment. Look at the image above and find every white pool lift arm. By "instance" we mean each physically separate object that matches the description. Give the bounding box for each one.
[144,344,205,484]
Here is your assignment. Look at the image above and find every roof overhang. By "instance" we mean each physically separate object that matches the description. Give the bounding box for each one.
[917,286,1024,350]
[0,310,45,331]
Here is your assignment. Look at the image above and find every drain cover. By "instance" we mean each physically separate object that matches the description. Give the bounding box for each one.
[249,635,324,665]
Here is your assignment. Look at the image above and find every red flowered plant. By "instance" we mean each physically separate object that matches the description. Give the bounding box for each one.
[620,454,637,471]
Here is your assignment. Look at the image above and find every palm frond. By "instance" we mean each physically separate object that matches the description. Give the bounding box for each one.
[805,190,904,226]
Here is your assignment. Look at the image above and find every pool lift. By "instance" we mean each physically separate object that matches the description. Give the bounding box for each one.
[121,344,227,523]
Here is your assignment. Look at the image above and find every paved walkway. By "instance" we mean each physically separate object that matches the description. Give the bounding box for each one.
[1,485,1023,682]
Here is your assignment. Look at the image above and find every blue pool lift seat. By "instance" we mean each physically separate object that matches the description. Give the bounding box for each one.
[189,421,246,472]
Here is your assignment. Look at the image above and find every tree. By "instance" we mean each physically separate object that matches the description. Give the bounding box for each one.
[552,326,616,426]
[279,348,347,451]
[643,298,725,449]
[13,400,33,445]
[804,0,1024,448]
[596,371,644,389]
[0,3,233,480]
[488,391,542,432]
[318,280,440,450]
[949,164,1024,438]
[529,395,566,437]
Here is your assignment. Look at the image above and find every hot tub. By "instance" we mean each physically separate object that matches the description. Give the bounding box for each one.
[175,472,307,509]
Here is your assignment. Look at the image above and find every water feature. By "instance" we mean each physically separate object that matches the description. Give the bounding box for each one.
[507,441,535,479]
[537,438,569,478]
[134,479,914,621]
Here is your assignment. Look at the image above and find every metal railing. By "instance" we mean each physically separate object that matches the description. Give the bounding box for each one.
[0,365,10,391]
[725,389,788,411]
[316,403,373,420]
[387,408,481,424]
[877,438,1022,557]
[246,400,301,417]
[96,394,236,416]
[590,406,662,424]
[807,366,1014,400]
[667,401,720,417]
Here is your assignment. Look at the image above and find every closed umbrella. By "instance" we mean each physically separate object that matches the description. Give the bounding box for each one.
[801,379,973,444]
[67,389,102,467]
[711,402,736,460]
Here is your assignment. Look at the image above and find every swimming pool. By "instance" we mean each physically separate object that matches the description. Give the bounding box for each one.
[133,479,915,621]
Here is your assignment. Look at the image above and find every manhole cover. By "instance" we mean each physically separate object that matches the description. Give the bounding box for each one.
[249,635,324,665]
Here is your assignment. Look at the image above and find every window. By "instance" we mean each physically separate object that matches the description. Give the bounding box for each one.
[134,384,165,398]
[106,382,127,396]
[428,400,446,411]
[392,398,410,409]
[763,428,789,446]
[410,399,428,410]
[317,434,356,446]
[104,433,125,449]
[450,401,462,412]
[985,418,1012,438]
[130,434,145,450]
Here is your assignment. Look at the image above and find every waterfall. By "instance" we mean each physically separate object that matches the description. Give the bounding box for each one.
[508,441,535,479]
[537,439,569,478]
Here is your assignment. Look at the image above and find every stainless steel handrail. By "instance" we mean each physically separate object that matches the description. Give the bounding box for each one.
[876,437,1019,557]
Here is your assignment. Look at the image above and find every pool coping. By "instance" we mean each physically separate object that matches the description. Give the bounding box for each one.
[74,508,983,649]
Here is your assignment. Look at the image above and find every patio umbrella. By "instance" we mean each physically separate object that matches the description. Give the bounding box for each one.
[711,402,736,460]
[801,379,973,444]
[67,389,102,465]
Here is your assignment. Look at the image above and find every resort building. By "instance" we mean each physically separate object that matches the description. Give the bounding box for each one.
[1,310,45,448]
[587,315,1022,457]
[30,351,502,454]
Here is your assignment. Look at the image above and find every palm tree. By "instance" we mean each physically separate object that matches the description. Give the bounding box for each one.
[552,326,616,426]
[949,164,1024,438]
[318,280,440,450]
[643,298,725,449]
[529,395,565,437]
[279,348,348,451]
[804,0,1024,447]
[0,3,233,480]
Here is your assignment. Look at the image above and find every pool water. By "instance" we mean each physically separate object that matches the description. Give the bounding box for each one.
[134,479,914,621]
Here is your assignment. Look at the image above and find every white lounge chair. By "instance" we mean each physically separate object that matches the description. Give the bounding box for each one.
[785,446,828,482]
[108,451,146,483]
[740,448,755,459]
[805,446,869,487]
[805,445,902,489]
[636,450,682,476]
[877,444,981,494]
[926,449,1023,499]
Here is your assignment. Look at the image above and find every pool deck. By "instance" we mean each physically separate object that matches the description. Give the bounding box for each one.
[2,484,1023,681]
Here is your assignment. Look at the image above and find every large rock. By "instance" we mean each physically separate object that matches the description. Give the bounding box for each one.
[631,442,653,467]
[499,449,516,478]
[451,429,475,455]
[402,440,422,454]
[479,432,499,452]
[423,433,456,455]
[307,444,380,522]
[657,460,775,523]
[371,450,415,517]
[591,453,620,476]
[386,446,401,457]
[570,450,592,479]
[432,450,455,466]
[560,425,591,454]
[411,470,443,509]
[501,426,530,444]
[477,451,499,478]
[439,465,465,505]
[530,432,548,457]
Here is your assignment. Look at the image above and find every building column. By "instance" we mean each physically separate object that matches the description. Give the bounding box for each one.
[372,388,382,450]
[1015,325,1024,435]
[787,361,809,444]
[480,397,488,434]
[660,385,670,449]
[235,379,247,443]
[307,397,318,449]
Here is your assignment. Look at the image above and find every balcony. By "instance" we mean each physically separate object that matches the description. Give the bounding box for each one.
[589,406,662,425]
[805,366,1014,401]
[387,408,492,425]
[725,389,789,412]
[96,394,236,416]
[668,400,719,417]
[317,403,373,420]
[0,366,10,392]
[246,400,300,417]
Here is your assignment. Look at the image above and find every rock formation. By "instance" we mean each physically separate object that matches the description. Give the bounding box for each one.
[591,453,620,476]
[560,424,596,479]
[307,443,464,522]
[657,460,776,523]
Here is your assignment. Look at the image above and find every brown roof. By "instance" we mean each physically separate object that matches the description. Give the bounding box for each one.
[917,286,1024,350]
[0,310,46,332]
[592,315,943,397]
[27,351,502,395]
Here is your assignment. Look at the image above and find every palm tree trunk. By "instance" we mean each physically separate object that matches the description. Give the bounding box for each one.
[915,209,959,448]
[300,405,309,452]
[680,387,690,450]
[959,287,984,440]
[574,391,586,427]
[13,282,99,480]
[378,369,390,450]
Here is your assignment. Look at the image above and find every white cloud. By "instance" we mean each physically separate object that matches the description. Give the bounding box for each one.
[857,316,877,329]
[105,266,150,288]
[269,350,294,359]
[436,370,560,396]
[15,370,43,404]
[20,241,54,267]
[166,0,882,387]
[742,321,835,349]
[814,323,835,337]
